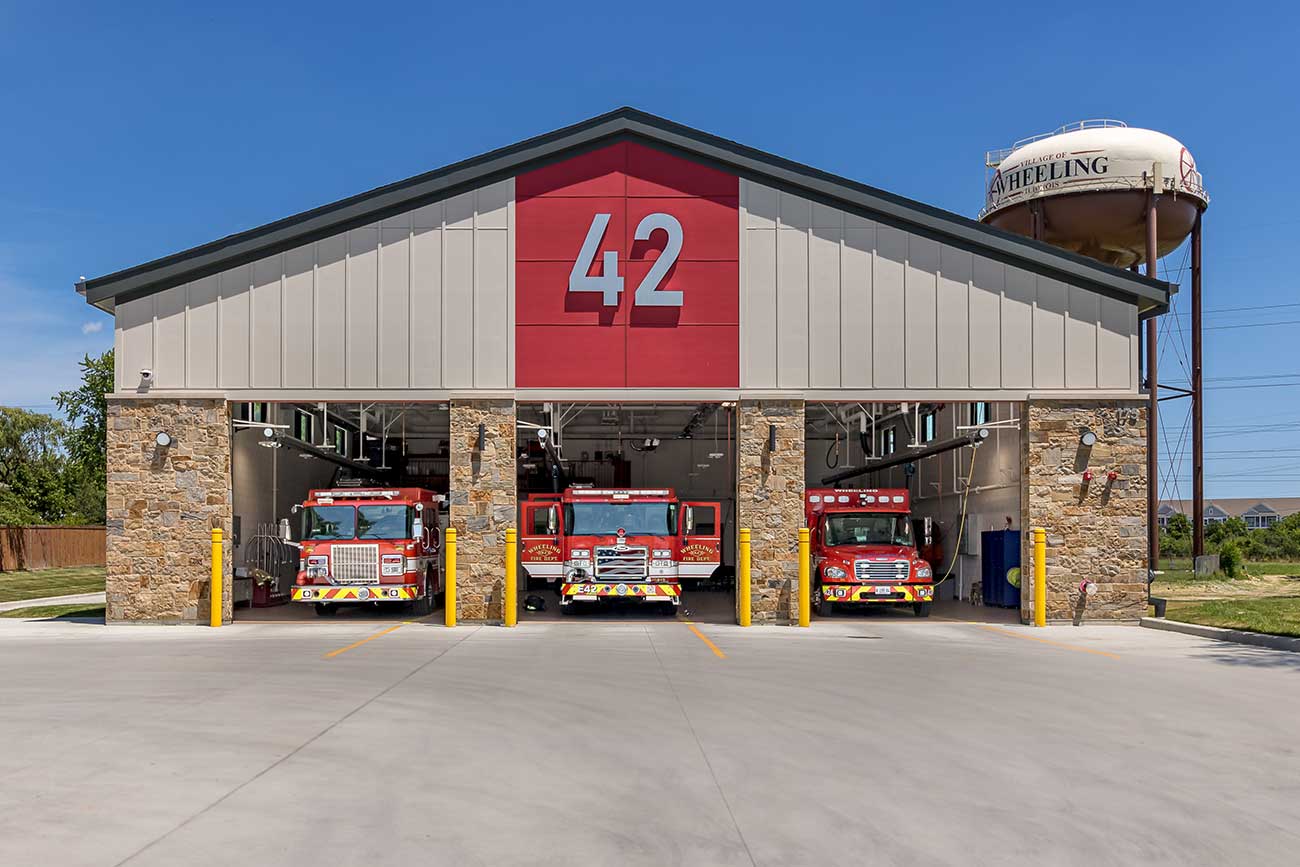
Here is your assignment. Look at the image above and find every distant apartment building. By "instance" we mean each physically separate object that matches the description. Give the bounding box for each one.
[1159,498,1300,530]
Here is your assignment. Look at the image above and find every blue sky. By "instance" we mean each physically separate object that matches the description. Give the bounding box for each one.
[1,1,1295,498]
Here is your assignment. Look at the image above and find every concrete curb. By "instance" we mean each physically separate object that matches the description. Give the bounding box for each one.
[0,592,106,613]
[1140,617,1300,653]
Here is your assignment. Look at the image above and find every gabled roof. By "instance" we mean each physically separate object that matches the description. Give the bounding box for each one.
[1162,498,1300,519]
[78,107,1173,314]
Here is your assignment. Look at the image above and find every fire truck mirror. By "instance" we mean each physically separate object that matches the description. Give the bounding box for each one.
[279,517,292,542]
[546,507,557,536]
[685,507,695,535]
[290,504,301,515]
[414,502,424,512]
[412,517,424,540]
[922,516,933,547]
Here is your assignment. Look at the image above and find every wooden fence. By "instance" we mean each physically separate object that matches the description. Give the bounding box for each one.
[0,526,106,572]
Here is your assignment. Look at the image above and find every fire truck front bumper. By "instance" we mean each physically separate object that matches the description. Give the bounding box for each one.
[822,583,935,604]
[292,585,418,603]
[560,582,680,604]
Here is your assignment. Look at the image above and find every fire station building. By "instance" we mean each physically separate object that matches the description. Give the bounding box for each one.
[79,108,1165,626]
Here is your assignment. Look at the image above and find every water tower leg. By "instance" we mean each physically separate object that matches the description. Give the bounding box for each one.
[1145,193,1160,572]
[1191,211,1205,559]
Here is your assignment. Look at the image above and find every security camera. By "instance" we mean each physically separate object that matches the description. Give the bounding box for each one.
[139,369,154,382]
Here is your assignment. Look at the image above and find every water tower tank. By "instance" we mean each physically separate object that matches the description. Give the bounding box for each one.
[980,121,1208,268]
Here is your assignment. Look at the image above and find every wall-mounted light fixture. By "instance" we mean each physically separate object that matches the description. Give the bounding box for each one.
[768,424,777,451]
[1079,429,1097,447]
[154,432,173,448]
[476,423,486,452]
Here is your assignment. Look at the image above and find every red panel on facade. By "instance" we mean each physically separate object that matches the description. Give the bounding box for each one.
[626,325,739,388]
[514,141,739,388]
[515,325,626,388]
[516,142,627,199]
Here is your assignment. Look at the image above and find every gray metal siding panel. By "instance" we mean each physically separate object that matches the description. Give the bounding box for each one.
[840,217,874,388]
[1033,276,1066,389]
[904,235,938,389]
[118,295,154,392]
[936,246,970,388]
[776,226,810,388]
[282,245,314,388]
[250,255,283,388]
[1066,284,1100,389]
[379,226,411,388]
[186,275,219,389]
[1000,265,1033,388]
[218,265,250,388]
[872,225,906,388]
[314,236,347,388]
[1097,294,1133,390]
[968,256,1003,389]
[442,227,475,388]
[742,219,777,388]
[153,286,186,390]
[410,221,443,387]
[346,227,379,389]
[809,226,842,388]
[473,226,510,388]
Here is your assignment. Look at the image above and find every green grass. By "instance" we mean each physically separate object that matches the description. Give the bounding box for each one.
[0,603,105,620]
[0,566,106,603]
[1245,561,1300,576]
[1166,598,1300,639]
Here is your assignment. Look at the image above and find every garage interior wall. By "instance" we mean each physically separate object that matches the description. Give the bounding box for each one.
[805,402,1021,601]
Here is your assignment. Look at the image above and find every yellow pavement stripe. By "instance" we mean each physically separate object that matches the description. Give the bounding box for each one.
[683,621,726,659]
[977,624,1121,660]
[323,622,407,658]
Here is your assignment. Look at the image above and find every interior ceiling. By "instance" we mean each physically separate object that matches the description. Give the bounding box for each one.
[520,403,732,440]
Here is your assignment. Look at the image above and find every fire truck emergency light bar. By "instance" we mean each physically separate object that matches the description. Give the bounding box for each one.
[312,490,404,499]
[570,489,671,497]
[809,493,906,504]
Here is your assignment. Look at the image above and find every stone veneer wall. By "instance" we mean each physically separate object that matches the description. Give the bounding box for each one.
[737,400,805,624]
[106,399,232,623]
[448,399,516,622]
[1022,400,1148,622]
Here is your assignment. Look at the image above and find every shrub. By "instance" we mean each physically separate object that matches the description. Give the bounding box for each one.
[1219,538,1244,578]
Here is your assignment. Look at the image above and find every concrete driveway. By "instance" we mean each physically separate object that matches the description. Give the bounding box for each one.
[0,616,1297,866]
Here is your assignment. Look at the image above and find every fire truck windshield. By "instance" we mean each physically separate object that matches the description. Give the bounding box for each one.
[823,513,913,547]
[564,502,678,537]
[302,504,411,540]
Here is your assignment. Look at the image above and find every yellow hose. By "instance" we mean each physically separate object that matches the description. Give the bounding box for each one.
[932,444,980,589]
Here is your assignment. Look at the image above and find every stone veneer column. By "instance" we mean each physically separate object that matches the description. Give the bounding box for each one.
[736,399,805,624]
[448,399,516,622]
[105,399,232,623]
[1021,399,1148,622]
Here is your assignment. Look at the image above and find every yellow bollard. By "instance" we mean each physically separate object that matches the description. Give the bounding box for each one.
[209,527,223,628]
[1033,526,1047,628]
[445,527,458,628]
[738,528,752,627]
[798,527,811,627]
[504,528,518,627]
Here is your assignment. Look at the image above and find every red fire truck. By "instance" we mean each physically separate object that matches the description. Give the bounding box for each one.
[290,487,444,616]
[520,487,722,615]
[806,488,935,617]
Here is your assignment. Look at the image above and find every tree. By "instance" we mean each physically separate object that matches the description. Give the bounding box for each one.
[0,407,69,524]
[53,350,113,523]
[1165,512,1192,539]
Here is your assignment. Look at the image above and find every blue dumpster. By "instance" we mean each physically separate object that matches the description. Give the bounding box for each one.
[980,530,1022,608]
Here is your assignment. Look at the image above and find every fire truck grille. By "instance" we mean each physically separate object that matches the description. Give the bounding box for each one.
[330,543,381,585]
[594,547,648,580]
[854,560,910,581]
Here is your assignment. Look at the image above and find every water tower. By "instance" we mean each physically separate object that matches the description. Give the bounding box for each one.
[980,120,1210,564]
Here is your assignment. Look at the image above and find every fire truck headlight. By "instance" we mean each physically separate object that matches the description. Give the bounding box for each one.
[570,549,590,559]
[307,555,328,567]
[916,565,932,579]
[653,549,671,558]
[824,565,847,579]
[567,566,588,581]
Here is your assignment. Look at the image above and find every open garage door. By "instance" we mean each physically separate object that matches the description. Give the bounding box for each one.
[229,402,450,622]
[804,401,1024,624]
[515,402,737,624]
